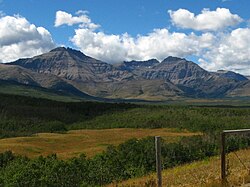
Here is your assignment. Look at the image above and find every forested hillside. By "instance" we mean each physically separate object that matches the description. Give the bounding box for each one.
[0,93,135,138]
[1,93,250,138]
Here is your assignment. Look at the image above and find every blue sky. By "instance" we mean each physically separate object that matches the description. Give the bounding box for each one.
[1,0,249,42]
[0,0,250,74]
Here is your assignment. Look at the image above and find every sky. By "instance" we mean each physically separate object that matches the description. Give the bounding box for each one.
[0,0,250,74]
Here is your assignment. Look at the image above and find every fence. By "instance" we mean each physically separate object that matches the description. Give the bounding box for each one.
[221,129,250,185]
[155,130,250,187]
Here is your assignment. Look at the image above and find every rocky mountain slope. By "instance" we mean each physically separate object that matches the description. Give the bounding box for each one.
[0,64,94,99]
[116,56,247,98]
[226,81,250,97]
[2,47,249,100]
[11,47,132,82]
[214,70,248,81]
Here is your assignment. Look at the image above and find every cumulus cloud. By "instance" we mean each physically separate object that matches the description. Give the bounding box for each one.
[0,15,55,63]
[168,8,242,31]
[55,9,249,75]
[68,9,215,63]
[71,28,215,63]
[54,10,99,29]
[199,28,250,75]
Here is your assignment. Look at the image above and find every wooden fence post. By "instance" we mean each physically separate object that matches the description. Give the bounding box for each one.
[221,132,226,185]
[220,129,250,185]
[155,136,162,187]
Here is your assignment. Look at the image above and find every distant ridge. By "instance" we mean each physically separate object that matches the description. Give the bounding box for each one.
[215,70,248,81]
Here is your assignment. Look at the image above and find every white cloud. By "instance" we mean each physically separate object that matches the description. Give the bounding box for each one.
[54,10,99,30]
[199,28,250,75]
[0,15,55,63]
[56,9,249,75]
[60,10,213,63]
[76,10,89,15]
[71,29,128,63]
[71,27,215,63]
[168,8,242,31]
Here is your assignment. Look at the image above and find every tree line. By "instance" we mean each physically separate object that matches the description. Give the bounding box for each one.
[0,93,136,138]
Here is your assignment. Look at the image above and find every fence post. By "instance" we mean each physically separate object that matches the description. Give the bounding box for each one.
[221,132,226,185]
[220,129,250,186]
[155,136,162,187]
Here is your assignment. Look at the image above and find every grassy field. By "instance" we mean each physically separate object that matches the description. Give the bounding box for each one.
[0,128,200,159]
[112,148,250,187]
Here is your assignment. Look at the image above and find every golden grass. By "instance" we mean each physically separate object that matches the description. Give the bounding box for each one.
[0,128,200,159]
[111,149,250,187]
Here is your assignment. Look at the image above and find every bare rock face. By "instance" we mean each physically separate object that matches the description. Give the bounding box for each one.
[11,47,114,81]
[5,47,249,100]
[140,57,212,84]
[117,57,247,98]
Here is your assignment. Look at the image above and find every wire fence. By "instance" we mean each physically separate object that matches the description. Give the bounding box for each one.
[221,129,250,186]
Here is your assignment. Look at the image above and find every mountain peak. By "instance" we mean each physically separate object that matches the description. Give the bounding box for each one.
[50,47,67,52]
[124,59,159,67]
[50,47,83,54]
[48,47,91,61]
[10,46,112,81]
[162,56,184,63]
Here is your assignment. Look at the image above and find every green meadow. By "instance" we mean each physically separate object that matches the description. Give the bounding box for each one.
[0,93,249,186]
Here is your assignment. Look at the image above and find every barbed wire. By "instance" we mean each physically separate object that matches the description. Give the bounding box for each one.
[232,150,250,172]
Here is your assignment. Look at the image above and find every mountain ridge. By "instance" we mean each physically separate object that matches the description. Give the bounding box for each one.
[2,47,249,100]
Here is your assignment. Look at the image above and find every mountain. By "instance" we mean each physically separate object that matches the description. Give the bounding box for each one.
[215,70,248,81]
[116,57,246,98]
[0,64,95,99]
[11,47,112,81]
[226,81,250,97]
[4,47,249,101]
[0,79,85,102]
[141,56,213,84]
[116,59,160,71]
